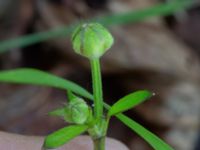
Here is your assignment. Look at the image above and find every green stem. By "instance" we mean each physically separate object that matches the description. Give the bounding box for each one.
[90,58,103,121]
[90,58,106,150]
[93,137,105,150]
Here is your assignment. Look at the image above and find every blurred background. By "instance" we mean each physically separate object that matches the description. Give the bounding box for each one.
[0,0,200,150]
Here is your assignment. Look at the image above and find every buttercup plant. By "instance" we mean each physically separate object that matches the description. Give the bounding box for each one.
[0,23,174,150]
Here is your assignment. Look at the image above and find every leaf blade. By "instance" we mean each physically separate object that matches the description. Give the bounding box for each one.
[0,68,93,99]
[108,90,152,117]
[116,114,174,150]
[44,125,88,149]
[103,103,174,150]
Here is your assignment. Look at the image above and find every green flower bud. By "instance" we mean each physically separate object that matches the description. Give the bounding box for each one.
[64,97,90,125]
[71,23,114,59]
[88,119,107,139]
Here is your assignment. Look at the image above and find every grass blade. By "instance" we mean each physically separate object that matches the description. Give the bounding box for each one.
[0,68,93,99]
[43,125,88,149]
[97,0,192,26]
[108,90,152,117]
[0,1,192,52]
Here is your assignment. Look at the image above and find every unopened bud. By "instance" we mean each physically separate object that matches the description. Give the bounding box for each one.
[72,23,114,59]
[64,97,90,124]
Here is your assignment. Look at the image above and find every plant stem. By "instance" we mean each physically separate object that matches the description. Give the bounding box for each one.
[90,58,105,150]
[93,137,105,150]
[90,58,103,121]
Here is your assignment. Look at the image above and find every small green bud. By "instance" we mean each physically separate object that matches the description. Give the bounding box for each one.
[71,23,114,59]
[64,97,90,125]
[88,119,107,139]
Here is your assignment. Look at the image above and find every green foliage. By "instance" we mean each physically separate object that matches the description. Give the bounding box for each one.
[0,16,177,148]
[116,114,173,150]
[108,90,152,117]
[103,103,174,150]
[0,0,192,52]
[0,68,174,150]
[97,0,192,25]
[0,68,92,99]
[43,125,88,149]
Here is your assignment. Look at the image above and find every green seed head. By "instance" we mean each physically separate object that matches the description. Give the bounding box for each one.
[71,23,114,59]
[64,97,90,124]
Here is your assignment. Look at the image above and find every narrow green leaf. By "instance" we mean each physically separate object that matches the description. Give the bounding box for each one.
[74,90,173,150]
[108,90,152,117]
[116,114,174,150]
[0,68,173,149]
[0,0,193,52]
[44,125,88,149]
[103,103,174,150]
[48,108,66,117]
[0,68,93,99]
[98,0,192,26]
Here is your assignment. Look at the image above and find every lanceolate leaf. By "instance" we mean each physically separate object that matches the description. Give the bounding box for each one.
[116,114,174,150]
[104,103,174,150]
[0,68,93,99]
[108,90,152,117]
[44,125,88,149]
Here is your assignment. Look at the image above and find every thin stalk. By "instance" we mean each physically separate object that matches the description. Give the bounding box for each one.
[90,58,103,121]
[93,137,106,150]
[90,58,105,150]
